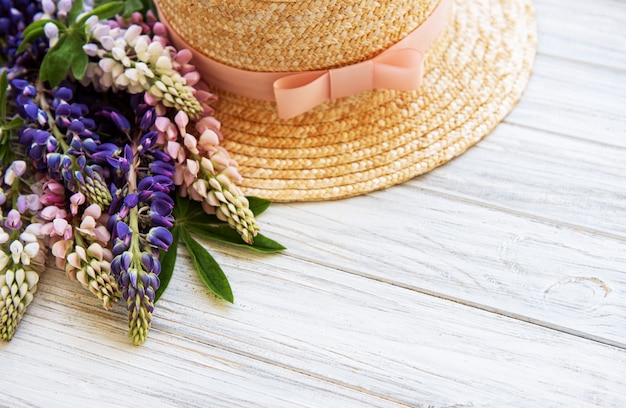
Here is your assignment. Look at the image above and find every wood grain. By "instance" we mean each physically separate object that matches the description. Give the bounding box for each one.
[2,253,625,407]
[1,0,625,407]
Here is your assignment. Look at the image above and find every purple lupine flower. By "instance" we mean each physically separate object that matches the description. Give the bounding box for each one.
[4,209,22,230]
[13,80,112,208]
[106,105,176,345]
[146,226,172,250]
[0,0,44,73]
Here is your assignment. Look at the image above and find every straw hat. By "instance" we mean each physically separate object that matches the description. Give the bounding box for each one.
[154,0,537,201]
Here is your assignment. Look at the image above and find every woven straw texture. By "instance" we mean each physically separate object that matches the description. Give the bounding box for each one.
[156,0,537,202]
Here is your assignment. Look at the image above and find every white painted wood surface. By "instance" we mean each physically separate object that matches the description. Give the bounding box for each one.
[1,0,625,407]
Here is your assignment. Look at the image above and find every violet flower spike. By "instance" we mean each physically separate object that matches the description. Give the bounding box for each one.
[14,82,112,208]
[108,107,176,345]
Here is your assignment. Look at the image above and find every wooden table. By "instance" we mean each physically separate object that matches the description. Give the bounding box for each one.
[2,0,624,406]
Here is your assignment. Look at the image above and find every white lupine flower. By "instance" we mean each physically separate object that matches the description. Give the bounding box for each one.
[111,46,126,61]
[84,15,98,30]
[24,243,40,260]
[10,241,23,264]
[83,43,99,57]
[124,68,138,82]
[134,36,149,54]
[155,56,173,72]
[92,24,111,41]
[41,0,56,15]
[124,25,142,46]
[19,232,37,243]
[57,0,72,15]
[44,22,58,39]
[99,35,115,51]
[3,168,15,186]
[108,27,122,38]
[0,251,9,271]
[0,231,9,245]
[99,57,117,73]
[100,70,114,89]
[115,74,130,87]
[147,42,164,60]
[12,161,26,177]
[111,62,124,79]
[127,83,144,94]
[135,62,154,78]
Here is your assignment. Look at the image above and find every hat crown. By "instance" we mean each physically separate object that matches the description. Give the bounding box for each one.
[156,0,441,72]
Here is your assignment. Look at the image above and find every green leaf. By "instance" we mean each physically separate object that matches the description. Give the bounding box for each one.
[5,116,24,130]
[77,1,125,25]
[68,0,84,25]
[20,19,57,40]
[180,229,233,303]
[247,196,272,216]
[187,224,286,254]
[155,226,179,303]
[0,70,7,124]
[122,0,145,17]
[40,35,85,87]
[173,194,219,225]
[17,26,45,54]
[17,19,65,54]
[71,48,89,80]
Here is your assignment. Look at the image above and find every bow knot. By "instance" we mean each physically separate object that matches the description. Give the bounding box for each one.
[273,48,425,119]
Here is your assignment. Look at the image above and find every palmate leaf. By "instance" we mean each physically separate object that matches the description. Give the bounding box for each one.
[71,48,89,80]
[121,0,145,17]
[180,229,233,303]
[19,1,125,85]
[67,0,84,24]
[158,195,284,302]
[17,19,65,54]
[94,0,154,17]
[76,1,125,25]
[40,35,87,87]
[175,195,284,251]
[187,224,285,254]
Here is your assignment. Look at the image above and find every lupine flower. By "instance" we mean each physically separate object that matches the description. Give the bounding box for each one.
[0,159,46,341]
[0,261,40,341]
[14,81,112,207]
[160,111,259,244]
[102,105,175,344]
[81,18,205,119]
[49,200,120,310]
[1,0,271,344]
[0,0,43,72]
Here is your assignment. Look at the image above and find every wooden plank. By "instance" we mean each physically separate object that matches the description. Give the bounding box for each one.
[536,0,626,70]
[1,1,624,408]
[507,54,626,148]
[419,122,626,237]
[2,247,624,407]
[0,268,406,408]
[502,0,626,148]
[256,188,626,347]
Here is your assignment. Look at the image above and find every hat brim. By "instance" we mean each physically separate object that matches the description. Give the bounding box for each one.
[208,0,537,202]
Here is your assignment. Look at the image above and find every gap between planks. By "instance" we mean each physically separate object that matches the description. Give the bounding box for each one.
[229,248,626,351]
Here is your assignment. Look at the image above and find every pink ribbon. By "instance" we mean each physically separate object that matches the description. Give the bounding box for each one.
[157,0,452,119]
[272,49,426,119]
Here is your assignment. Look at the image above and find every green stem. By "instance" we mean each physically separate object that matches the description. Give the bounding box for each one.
[127,142,143,263]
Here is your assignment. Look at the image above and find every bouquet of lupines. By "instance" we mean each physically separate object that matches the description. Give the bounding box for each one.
[0,0,284,345]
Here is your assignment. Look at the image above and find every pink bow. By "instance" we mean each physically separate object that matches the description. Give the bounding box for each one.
[273,49,425,119]
[156,0,451,120]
